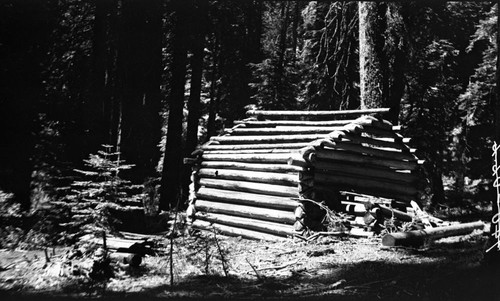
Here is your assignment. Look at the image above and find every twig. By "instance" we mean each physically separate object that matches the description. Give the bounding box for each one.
[170,197,181,287]
[245,258,262,280]
[212,228,229,277]
[256,259,300,271]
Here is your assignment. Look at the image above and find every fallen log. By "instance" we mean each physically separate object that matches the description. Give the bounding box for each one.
[198,168,299,186]
[313,159,418,184]
[201,161,302,173]
[381,221,485,247]
[196,212,296,237]
[198,178,299,198]
[195,199,296,224]
[192,219,288,241]
[315,149,422,170]
[210,134,327,144]
[202,153,292,163]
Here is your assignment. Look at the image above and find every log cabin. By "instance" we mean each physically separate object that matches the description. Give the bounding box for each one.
[185,108,424,240]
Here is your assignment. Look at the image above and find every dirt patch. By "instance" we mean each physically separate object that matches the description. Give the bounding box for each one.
[0,230,498,300]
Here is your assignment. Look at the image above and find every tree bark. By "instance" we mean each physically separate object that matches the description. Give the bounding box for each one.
[358,2,388,110]
[159,0,190,210]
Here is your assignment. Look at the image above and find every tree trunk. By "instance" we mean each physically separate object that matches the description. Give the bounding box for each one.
[159,0,190,210]
[0,1,52,210]
[385,2,405,125]
[358,2,388,110]
[118,0,162,183]
[207,32,220,140]
[185,0,208,158]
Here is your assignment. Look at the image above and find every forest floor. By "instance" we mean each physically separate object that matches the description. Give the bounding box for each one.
[0,222,498,301]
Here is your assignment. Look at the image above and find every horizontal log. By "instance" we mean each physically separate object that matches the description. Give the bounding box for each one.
[315,149,421,170]
[203,148,295,154]
[331,132,411,151]
[210,134,327,144]
[354,117,394,131]
[377,205,413,222]
[313,159,418,184]
[195,199,296,224]
[288,155,310,168]
[192,219,287,241]
[382,221,485,247]
[230,127,342,135]
[199,178,299,198]
[362,126,405,140]
[314,172,418,196]
[109,252,142,267]
[246,108,390,118]
[196,187,298,210]
[320,140,417,162]
[202,142,310,150]
[196,212,296,237]
[315,184,416,202]
[200,161,302,173]
[198,168,299,186]
[201,153,292,163]
[234,120,355,127]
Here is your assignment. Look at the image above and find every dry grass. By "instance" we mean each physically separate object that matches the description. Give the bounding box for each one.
[0,228,498,301]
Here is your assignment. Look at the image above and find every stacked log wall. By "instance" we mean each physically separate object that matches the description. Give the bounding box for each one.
[187,108,392,240]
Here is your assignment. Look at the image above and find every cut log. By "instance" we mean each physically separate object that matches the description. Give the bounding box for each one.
[195,199,296,224]
[198,168,299,186]
[315,149,421,170]
[201,153,293,163]
[246,108,390,118]
[320,140,417,162]
[200,161,302,173]
[210,134,327,144]
[202,142,310,150]
[377,205,413,222]
[192,219,287,241]
[313,159,418,184]
[234,120,355,127]
[381,221,485,247]
[199,178,299,198]
[109,252,142,267]
[230,127,343,135]
[315,172,418,196]
[196,212,296,237]
[196,187,298,210]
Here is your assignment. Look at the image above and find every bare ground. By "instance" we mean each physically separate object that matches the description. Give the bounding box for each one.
[0,228,498,301]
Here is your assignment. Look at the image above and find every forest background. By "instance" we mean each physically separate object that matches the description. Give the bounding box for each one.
[0,0,497,243]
